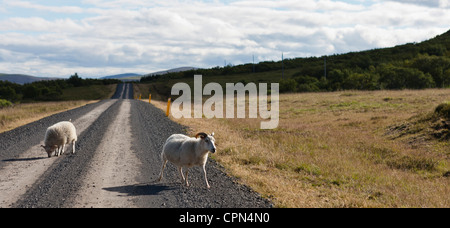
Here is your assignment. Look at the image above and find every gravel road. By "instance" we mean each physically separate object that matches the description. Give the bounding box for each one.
[0,83,272,208]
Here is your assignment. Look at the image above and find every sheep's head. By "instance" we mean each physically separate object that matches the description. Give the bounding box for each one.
[41,145,57,158]
[196,132,216,153]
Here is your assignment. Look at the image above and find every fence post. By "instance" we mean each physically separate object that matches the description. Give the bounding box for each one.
[166,98,171,117]
[149,94,151,103]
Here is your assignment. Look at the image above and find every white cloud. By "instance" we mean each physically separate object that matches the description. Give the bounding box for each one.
[4,0,85,14]
[385,0,446,8]
[0,17,86,34]
[0,0,449,77]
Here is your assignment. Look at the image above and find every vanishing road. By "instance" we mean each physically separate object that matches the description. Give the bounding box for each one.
[0,83,271,208]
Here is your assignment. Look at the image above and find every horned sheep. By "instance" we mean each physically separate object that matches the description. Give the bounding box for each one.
[41,120,77,158]
[158,132,216,188]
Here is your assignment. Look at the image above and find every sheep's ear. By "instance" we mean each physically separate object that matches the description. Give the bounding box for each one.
[40,145,45,149]
[211,132,214,137]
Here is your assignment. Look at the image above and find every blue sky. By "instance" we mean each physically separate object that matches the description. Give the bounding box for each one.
[0,0,449,77]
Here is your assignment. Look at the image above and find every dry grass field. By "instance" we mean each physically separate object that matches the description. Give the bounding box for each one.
[0,100,97,133]
[145,87,449,207]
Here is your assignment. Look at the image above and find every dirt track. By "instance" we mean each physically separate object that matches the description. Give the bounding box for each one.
[0,84,271,208]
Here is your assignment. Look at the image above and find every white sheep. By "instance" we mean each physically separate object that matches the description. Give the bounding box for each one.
[158,132,216,188]
[41,120,77,158]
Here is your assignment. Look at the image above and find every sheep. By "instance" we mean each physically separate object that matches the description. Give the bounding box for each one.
[158,132,216,188]
[41,120,77,158]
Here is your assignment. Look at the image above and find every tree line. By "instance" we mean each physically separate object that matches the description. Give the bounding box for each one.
[0,73,120,104]
[281,54,450,92]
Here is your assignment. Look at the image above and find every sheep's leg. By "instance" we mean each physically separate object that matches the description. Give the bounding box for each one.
[72,141,76,154]
[158,159,168,182]
[60,144,65,156]
[55,146,60,156]
[202,165,210,189]
[179,167,186,184]
[184,169,189,187]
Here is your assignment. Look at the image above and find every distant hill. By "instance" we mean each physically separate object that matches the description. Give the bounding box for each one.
[143,67,198,77]
[100,73,142,80]
[0,74,60,85]
[99,67,198,81]
[1,66,199,84]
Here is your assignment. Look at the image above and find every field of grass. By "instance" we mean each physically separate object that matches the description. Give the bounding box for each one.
[144,87,449,207]
[0,100,97,133]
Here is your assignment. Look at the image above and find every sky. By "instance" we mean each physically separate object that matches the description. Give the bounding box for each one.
[0,0,449,78]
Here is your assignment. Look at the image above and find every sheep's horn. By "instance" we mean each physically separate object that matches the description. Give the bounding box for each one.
[195,132,208,139]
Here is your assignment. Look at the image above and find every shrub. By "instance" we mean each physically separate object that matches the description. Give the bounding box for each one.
[293,75,320,92]
[279,79,298,92]
[0,99,12,108]
[435,102,450,119]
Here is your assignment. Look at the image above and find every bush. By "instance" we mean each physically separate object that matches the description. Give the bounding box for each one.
[294,75,320,92]
[379,64,435,89]
[0,99,12,108]
[0,81,20,102]
[435,102,450,119]
[22,84,41,99]
[279,79,298,92]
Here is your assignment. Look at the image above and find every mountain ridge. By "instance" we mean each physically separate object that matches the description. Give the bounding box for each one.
[0,74,61,85]
[0,66,198,84]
